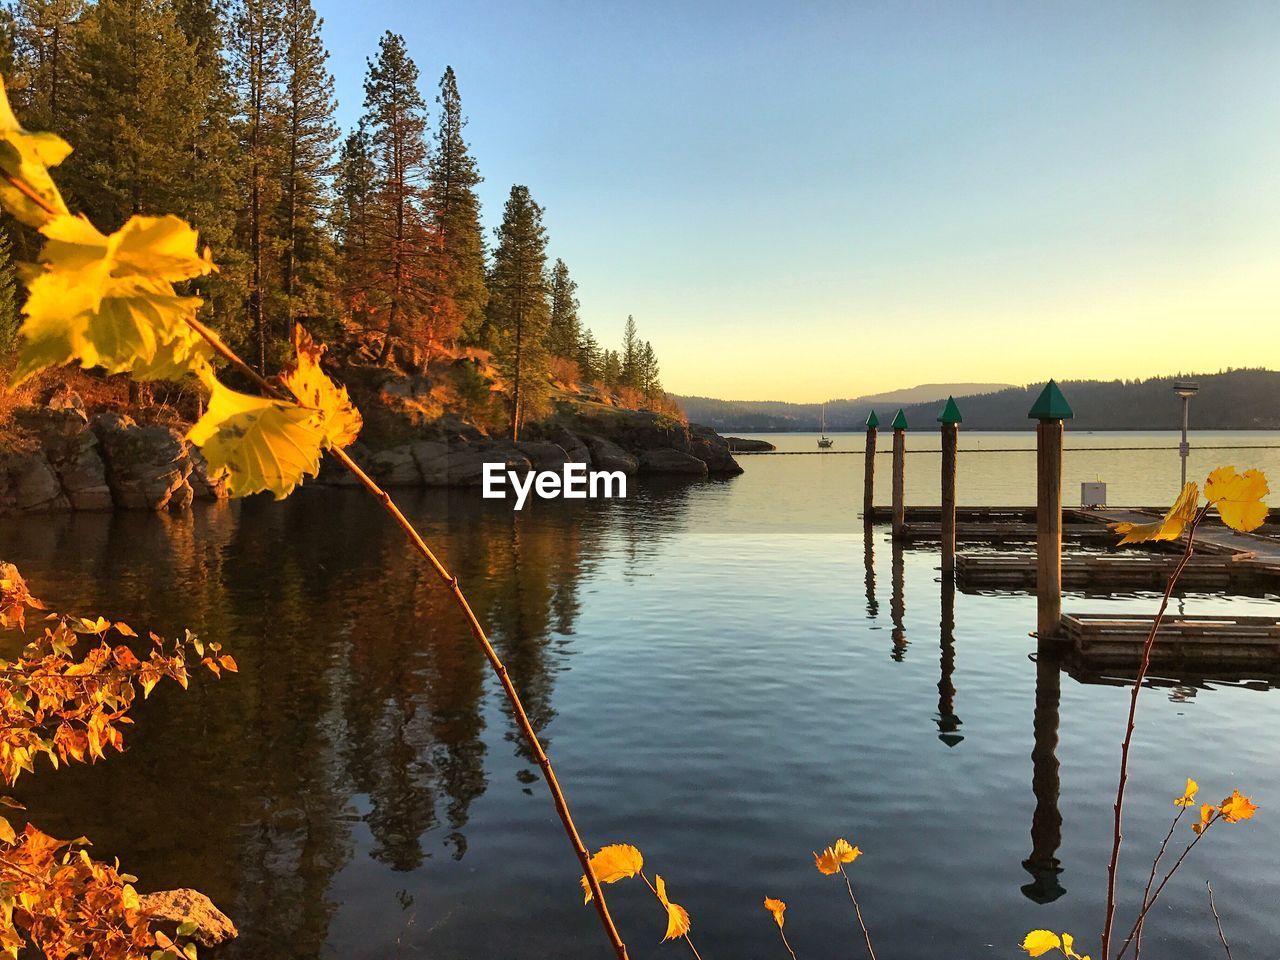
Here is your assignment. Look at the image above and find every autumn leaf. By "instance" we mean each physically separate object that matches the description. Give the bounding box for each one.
[1204,467,1269,533]
[814,837,862,875]
[187,370,327,499]
[1061,933,1091,960]
[763,896,786,929]
[1193,803,1217,835]
[281,325,362,449]
[1218,789,1258,823]
[1111,482,1199,545]
[0,75,71,227]
[1021,930,1062,957]
[654,875,691,941]
[580,843,643,903]
[1174,778,1199,807]
[15,214,215,383]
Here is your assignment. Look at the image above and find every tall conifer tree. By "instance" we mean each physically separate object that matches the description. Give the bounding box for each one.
[545,258,579,360]
[487,184,550,439]
[334,122,376,325]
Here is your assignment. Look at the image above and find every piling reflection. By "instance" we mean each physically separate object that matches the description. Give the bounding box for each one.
[890,538,908,661]
[936,577,963,747]
[864,533,879,619]
[1022,638,1066,903]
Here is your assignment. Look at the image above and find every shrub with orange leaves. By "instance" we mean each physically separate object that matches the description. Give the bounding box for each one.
[0,564,233,958]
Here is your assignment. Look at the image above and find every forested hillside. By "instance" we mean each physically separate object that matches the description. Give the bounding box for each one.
[0,1,678,437]
[679,370,1280,432]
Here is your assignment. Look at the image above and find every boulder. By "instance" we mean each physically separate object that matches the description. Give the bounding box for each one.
[412,440,531,487]
[547,427,590,464]
[186,446,228,501]
[13,406,112,510]
[637,448,709,477]
[583,435,638,475]
[689,424,744,476]
[91,413,194,511]
[515,440,570,471]
[725,436,776,452]
[369,444,423,486]
[0,446,68,512]
[138,888,237,947]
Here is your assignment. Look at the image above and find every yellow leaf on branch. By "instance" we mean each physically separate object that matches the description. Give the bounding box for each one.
[1204,467,1269,533]
[15,213,215,383]
[1021,930,1061,957]
[763,896,786,929]
[188,371,327,499]
[1111,481,1199,545]
[814,837,861,875]
[281,325,363,449]
[1218,789,1258,823]
[654,875,691,942]
[1173,777,1199,807]
[579,843,643,903]
[0,75,70,227]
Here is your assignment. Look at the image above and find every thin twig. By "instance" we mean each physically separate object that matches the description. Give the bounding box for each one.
[1132,805,1185,955]
[8,141,634,958]
[1117,815,1217,960]
[839,866,878,960]
[776,925,799,960]
[1100,506,1208,960]
[1206,881,1232,960]
[639,871,704,960]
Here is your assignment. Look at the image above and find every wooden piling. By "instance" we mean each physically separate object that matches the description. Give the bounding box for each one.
[938,397,962,574]
[863,411,879,523]
[891,408,907,539]
[1030,382,1073,638]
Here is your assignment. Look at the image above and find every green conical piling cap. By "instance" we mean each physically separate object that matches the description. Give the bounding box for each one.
[1028,380,1074,421]
[865,410,880,429]
[937,396,963,424]
[890,408,908,430]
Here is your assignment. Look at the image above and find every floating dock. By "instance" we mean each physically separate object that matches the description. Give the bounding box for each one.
[957,552,1276,592]
[1060,613,1280,665]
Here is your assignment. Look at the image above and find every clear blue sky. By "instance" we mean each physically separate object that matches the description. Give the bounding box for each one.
[313,0,1280,402]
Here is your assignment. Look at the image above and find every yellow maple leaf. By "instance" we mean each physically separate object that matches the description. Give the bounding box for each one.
[0,75,70,227]
[187,371,327,499]
[1174,778,1199,807]
[1021,930,1061,957]
[814,837,862,875]
[15,214,215,383]
[281,325,362,449]
[1204,467,1269,533]
[580,843,643,903]
[763,896,786,930]
[654,875,691,941]
[1111,482,1199,545]
[1193,802,1216,835]
[1218,789,1258,823]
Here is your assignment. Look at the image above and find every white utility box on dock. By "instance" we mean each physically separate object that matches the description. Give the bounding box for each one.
[1081,481,1107,508]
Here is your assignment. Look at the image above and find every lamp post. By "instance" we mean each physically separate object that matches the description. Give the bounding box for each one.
[1173,381,1199,487]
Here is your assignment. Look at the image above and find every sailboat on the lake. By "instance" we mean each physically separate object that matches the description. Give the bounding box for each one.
[818,403,834,448]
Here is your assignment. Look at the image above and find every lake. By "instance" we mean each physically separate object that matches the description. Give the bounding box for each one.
[1,430,1278,959]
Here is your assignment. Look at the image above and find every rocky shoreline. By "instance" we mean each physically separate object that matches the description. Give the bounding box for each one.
[0,390,743,513]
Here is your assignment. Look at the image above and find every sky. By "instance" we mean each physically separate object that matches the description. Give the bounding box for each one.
[312,0,1280,402]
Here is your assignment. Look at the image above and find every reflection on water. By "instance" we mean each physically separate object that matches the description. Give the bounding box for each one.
[0,438,1277,958]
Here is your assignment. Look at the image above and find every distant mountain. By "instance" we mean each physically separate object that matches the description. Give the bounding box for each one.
[675,370,1280,432]
[674,383,1012,432]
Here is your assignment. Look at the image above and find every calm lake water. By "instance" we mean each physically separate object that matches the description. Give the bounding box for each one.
[1,430,1278,959]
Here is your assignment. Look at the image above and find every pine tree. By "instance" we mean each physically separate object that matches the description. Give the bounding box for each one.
[0,225,19,355]
[6,0,84,130]
[334,122,377,325]
[229,0,286,371]
[428,66,487,345]
[640,339,659,405]
[278,0,337,338]
[601,348,620,387]
[577,327,600,383]
[487,184,550,439]
[620,314,640,388]
[545,258,579,360]
[361,31,431,361]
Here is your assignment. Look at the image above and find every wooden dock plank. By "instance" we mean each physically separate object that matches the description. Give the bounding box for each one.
[1059,613,1280,665]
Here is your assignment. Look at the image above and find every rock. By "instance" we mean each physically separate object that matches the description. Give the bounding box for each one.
[725,436,775,452]
[138,888,238,947]
[0,446,68,512]
[689,424,744,476]
[547,427,590,464]
[91,413,194,511]
[637,448,710,477]
[583,435,638,475]
[412,440,531,487]
[187,446,228,501]
[515,440,569,471]
[42,386,87,418]
[370,444,422,486]
[13,406,112,510]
